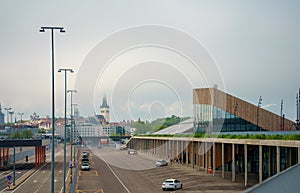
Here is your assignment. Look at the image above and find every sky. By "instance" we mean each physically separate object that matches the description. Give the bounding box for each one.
[0,0,299,122]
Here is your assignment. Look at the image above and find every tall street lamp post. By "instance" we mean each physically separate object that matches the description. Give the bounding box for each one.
[58,68,73,193]
[257,96,262,131]
[4,107,11,124]
[72,103,78,162]
[67,90,77,183]
[9,111,14,124]
[39,26,65,193]
[19,113,24,129]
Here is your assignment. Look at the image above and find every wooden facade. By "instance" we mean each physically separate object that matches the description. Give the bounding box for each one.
[193,88,295,131]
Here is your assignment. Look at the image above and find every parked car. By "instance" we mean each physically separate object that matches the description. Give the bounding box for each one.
[156,160,168,167]
[81,158,89,163]
[81,162,90,170]
[128,149,137,155]
[119,144,127,150]
[162,179,182,191]
[81,151,89,158]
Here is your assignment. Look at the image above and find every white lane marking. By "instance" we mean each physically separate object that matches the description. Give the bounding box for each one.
[103,158,130,193]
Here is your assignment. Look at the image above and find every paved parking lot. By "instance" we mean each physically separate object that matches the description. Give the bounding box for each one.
[90,147,247,193]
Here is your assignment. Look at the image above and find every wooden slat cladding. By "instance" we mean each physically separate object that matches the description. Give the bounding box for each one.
[193,88,296,131]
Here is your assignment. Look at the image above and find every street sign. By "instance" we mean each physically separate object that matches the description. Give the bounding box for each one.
[7,175,12,181]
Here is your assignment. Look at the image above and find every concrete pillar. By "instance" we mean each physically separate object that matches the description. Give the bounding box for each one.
[268,147,271,177]
[186,141,189,165]
[176,140,179,162]
[222,143,225,179]
[298,147,300,164]
[259,145,263,183]
[232,143,236,182]
[213,142,216,176]
[205,142,208,173]
[197,142,200,171]
[244,144,248,187]
[277,146,280,174]
[181,141,184,164]
[288,147,292,167]
[192,141,194,168]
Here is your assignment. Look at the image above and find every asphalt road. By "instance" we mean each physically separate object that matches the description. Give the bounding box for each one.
[85,147,246,193]
[4,145,69,193]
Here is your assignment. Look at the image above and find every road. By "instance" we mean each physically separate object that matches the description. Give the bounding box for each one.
[1,146,247,193]
[1,145,69,193]
[80,147,246,193]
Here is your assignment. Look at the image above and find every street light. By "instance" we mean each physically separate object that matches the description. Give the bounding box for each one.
[257,96,262,131]
[58,68,73,193]
[4,107,11,124]
[18,113,24,131]
[39,26,65,193]
[67,90,77,184]
[72,103,78,163]
[9,111,14,124]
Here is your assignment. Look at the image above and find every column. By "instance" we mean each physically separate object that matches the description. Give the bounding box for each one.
[213,142,216,176]
[192,141,194,168]
[244,144,248,187]
[276,146,280,174]
[232,144,235,182]
[268,147,271,177]
[181,141,184,164]
[205,142,208,173]
[176,140,179,162]
[197,142,200,171]
[222,143,225,178]
[259,145,262,183]
[298,146,300,164]
[186,141,189,165]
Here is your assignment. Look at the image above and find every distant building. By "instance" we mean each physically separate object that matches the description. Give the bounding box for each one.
[100,96,110,123]
[0,102,4,124]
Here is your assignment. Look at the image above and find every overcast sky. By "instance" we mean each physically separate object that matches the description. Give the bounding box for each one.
[0,0,299,122]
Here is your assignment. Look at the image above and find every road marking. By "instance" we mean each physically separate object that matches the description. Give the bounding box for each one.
[79,170,98,176]
[33,180,37,183]
[77,189,103,193]
[103,160,130,193]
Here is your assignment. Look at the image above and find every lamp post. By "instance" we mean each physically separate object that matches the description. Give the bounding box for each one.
[4,107,11,124]
[39,26,65,193]
[257,96,262,131]
[234,102,238,131]
[18,113,24,126]
[72,103,78,163]
[9,111,14,124]
[58,68,73,193]
[67,90,77,167]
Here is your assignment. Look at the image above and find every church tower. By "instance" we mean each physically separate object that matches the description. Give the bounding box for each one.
[100,96,110,123]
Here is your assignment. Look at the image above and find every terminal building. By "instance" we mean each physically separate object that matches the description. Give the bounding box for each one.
[127,87,300,190]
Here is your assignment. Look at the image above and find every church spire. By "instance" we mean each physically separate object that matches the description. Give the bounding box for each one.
[100,96,109,108]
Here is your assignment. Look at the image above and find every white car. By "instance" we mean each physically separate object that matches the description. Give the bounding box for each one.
[128,149,137,155]
[155,160,168,167]
[81,162,90,170]
[162,179,182,191]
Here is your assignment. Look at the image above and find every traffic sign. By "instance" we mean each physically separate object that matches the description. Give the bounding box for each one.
[69,161,73,168]
[7,175,12,181]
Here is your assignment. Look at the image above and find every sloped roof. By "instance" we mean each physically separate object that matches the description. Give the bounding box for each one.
[153,118,194,134]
